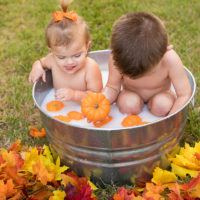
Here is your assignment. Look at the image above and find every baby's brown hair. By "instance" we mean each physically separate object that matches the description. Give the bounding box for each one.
[46,0,90,48]
[111,12,168,78]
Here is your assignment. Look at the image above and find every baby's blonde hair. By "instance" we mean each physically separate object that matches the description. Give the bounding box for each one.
[46,0,90,48]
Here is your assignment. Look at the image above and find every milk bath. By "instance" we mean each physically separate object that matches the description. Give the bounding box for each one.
[41,70,165,129]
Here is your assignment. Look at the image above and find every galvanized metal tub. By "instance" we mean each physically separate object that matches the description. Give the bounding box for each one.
[33,49,196,184]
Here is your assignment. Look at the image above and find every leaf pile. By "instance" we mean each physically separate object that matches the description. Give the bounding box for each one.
[110,142,200,200]
[1,140,200,199]
[0,140,97,200]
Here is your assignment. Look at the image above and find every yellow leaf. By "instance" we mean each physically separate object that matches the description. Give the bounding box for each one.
[60,174,77,187]
[152,167,177,184]
[88,180,98,190]
[1,149,16,168]
[43,145,54,162]
[23,147,40,173]
[169,154,200,170]
[194,142,200,153]
[49,190,66,200]
[132,197,145,200]
[171,163,199,178]
[48,157,68,181]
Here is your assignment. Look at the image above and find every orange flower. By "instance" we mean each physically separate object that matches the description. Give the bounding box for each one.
[29,126,46,138]
[67,111,84,120]
[121,115,148,127]
[93,116,112,127]
[54,115,71,123]
[46,100,64,112]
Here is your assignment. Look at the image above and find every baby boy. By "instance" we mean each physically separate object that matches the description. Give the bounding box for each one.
[103,12,192,117]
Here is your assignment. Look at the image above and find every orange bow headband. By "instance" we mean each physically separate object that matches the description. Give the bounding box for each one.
[53,11,78,22]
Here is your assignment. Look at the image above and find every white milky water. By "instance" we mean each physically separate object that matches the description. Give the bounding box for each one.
[41,70,172,129]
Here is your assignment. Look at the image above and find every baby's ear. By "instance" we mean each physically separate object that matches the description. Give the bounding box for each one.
[87,41,92,50]
[167,45,173,51]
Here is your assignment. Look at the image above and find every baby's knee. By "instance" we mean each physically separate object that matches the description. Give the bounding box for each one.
[117,91,143,114]
[149,95,174,117]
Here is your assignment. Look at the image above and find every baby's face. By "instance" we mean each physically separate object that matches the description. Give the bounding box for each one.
[51,37,89,74]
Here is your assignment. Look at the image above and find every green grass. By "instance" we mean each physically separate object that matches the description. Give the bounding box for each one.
[0,0,199,198]
[1,0,199,148]
[0,0,199,144]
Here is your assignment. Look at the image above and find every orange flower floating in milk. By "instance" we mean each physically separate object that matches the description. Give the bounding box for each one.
[46,100,64,111]
[67,111,84,120]
[121,115,149,127]
[54,111,83,123]
[93,116,113,128]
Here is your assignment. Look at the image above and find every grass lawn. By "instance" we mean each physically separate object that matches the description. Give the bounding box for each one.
[0,0,200,147]
[0,0,200,198]
[0,0,199,158]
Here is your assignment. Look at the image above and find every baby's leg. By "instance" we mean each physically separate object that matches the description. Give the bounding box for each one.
[148,90,176,117]
[116,89,144,114]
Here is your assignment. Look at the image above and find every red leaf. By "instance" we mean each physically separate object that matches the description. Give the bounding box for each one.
[167,183,183,200]
[12,151,24,170]
[64,183,96,200]
[195,152,200,160]
[8,140,21,152]
[113,187,136,200]
[182,172,200,191]
[0,154,5,165]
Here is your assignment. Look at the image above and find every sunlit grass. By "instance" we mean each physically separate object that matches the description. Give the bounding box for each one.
[0,0,199,148]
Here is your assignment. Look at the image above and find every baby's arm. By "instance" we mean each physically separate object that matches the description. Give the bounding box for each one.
[102,56,122,103]
[167,50,192,115]
[29,53,53,83]
[74,58,103,102]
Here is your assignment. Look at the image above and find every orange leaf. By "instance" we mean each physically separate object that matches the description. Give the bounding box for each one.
[167,183,183,200]
[32,160,54,185]
[0,179,16,199]
[30,188,52,200]
[67,111,84,120]
[143,183,164,200]
[93,116,112,127]
[3,166,28,185]
[113,187,136,200]
[8,191,23,200]
[46,100,64,112]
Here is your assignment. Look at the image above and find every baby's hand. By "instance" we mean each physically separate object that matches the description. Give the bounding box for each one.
[55,88,74,101]
[29,60,46,83]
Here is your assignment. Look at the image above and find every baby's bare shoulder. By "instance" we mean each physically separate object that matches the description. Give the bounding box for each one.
[85,57,100,71]
[43,53,56,69]
[161,49,182,68]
